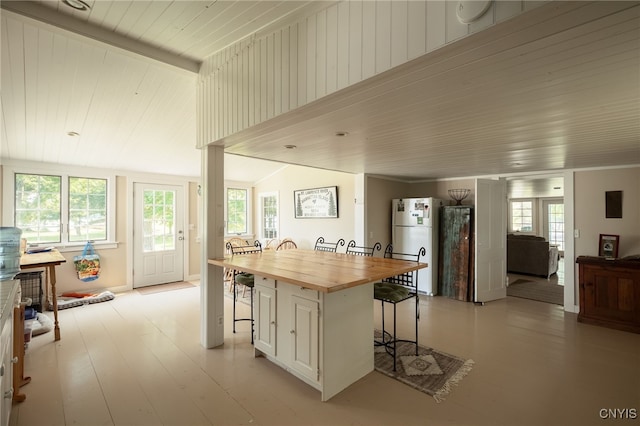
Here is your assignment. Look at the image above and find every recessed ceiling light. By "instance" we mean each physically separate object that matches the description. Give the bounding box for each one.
[284,144,297,149]
[335,131,349,137]
[67,131,80,137]
[62,0,91,11]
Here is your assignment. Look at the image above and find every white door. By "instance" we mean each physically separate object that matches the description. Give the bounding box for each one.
[133,183,184,288]
[475,178,507,302]
[543,199,565,254]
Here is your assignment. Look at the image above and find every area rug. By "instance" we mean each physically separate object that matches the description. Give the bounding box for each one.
[507,279,563,305]
[136,281,195,295]
[374,331,474,402]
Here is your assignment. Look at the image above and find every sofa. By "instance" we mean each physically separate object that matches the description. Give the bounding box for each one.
[507,234,559,278]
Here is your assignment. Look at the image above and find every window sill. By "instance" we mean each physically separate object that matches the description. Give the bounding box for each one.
[31,242,119,253]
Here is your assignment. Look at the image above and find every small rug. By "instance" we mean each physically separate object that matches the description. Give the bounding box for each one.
[136,281,195,295]
[374,331,474,402]
[507,279,563,305]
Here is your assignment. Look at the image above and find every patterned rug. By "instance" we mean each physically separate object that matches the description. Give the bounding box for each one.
[507,278,563,305]
[374,331,474,402]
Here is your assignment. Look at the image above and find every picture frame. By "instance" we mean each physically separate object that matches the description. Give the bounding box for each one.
[598,234,619,259]
[294,186,338,218]
[605,190,623,218]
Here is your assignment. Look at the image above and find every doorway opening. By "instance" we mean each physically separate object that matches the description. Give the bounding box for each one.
[506,176,564,305]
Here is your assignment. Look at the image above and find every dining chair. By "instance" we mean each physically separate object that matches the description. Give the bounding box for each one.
[345,240,382,257]
[226,240,262,344]
[276,238,297,250]
[374,244,425,371]
[313,237,345,253]
[224,238,248,293]
[263,238,280,250]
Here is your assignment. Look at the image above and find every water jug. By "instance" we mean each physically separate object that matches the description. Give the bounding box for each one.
[0,227,23,280]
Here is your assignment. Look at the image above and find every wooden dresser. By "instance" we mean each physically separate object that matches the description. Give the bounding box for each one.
[576,256,640,334]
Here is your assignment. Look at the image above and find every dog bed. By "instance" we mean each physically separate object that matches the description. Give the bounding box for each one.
[48,291,116,310]
[29,313,54,336]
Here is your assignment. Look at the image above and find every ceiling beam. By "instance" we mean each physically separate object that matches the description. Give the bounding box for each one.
[1,1,200,74]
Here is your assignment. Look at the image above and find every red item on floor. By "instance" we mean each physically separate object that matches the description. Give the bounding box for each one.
[61,292,96,298]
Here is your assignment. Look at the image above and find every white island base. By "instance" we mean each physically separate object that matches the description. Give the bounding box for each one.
[253,276,374,401]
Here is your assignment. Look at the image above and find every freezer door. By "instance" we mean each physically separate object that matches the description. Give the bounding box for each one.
[392,225,435,295]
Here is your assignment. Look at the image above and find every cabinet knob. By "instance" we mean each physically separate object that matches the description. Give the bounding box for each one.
[270,321,276,325]
[11,357,18,364]
[290,330,295,334]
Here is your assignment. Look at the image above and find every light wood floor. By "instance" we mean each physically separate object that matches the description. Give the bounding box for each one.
[10,282,639,426]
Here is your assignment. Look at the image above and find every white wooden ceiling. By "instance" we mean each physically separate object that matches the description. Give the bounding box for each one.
[1,1,639,185]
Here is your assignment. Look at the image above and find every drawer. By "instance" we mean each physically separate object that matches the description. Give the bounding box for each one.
[288,284,319,301]
[254,275,276,289]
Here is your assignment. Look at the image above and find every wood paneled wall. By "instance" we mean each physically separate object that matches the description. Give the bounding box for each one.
[197,0,539,148]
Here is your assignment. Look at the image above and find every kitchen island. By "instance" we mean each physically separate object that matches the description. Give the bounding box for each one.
[208,249,425,401]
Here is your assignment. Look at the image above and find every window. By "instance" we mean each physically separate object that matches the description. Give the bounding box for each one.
[15,174,62,243]
[510,200,533,232]
[68,177,107,242]
[142,189,175,252]
[6,166,115,248]
[259,192,279,239]
[227,188,248,234]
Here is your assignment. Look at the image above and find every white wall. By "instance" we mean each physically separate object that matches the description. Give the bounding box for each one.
[252,165,356,249]
[1,161,199,295]
[575,167,640,257]
[197,0,537,147]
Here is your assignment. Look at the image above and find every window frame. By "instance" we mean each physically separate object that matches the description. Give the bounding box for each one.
[509,198,536,234]
[258,191,279,240]
[224,182,252,238]
[2,162,117,251]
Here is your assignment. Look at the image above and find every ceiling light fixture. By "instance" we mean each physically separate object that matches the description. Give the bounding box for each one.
[62,0,91,11]
[284,144,297,149]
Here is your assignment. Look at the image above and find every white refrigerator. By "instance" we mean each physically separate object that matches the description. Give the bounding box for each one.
[392,197,444,296]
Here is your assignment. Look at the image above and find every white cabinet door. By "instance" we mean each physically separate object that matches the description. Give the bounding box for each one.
[254,284,277,357]
[288,295,319,383]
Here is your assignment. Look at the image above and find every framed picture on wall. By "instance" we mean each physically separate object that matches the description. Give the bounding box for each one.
[598,234,619,259]
[294,186,339,218]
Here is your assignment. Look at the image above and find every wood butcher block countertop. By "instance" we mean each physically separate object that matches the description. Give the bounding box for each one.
[208,249,426,293]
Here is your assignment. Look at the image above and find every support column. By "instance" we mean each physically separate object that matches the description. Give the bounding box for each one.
[354,174,366,245]
[200,145,225,348]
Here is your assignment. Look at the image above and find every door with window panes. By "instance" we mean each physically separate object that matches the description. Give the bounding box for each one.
[543,199,564,255]
[133,183,184,288]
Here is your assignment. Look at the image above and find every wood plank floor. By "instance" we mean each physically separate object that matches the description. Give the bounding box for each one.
[10,281,639,426]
